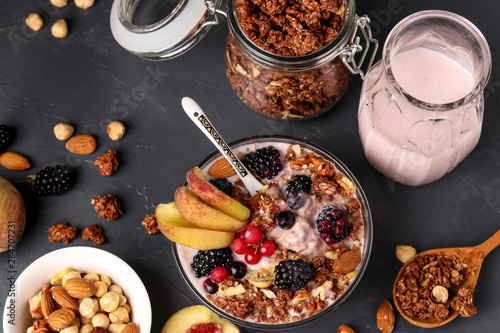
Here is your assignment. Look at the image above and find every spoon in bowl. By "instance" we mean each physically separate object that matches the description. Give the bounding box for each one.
[392,228,500,328]
[181,97,264,195]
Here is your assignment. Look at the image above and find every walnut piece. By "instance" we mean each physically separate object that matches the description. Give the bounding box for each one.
[94,150,119,176]
[141,214,159,234]
[48,223,77,244]
[82,224,105,244]
[91,195,124,220]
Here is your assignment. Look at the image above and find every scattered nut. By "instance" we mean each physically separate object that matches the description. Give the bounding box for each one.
[82,224,105,244]
[107,121,125,141]
[376,299,395,333]
[50,0,68,7]
[141,213,159,234]
[0,151,30,170]
[432,285,449,303]
[395,245,417,263]
[338,325,356,333]
[51,19,68,38]
[75,0,95,9]
[26,13,44,31]
[48,223,77,244]
[94,150,119,176]
[91,195,124,220]
[54,123,74,141]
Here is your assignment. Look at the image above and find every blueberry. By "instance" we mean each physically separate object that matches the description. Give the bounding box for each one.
[286,189,307,210]
[274,211,296,230]
[229,261,247,279]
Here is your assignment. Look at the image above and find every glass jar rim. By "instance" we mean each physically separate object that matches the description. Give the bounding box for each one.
[226,0,357,71]
[382,10,492,111]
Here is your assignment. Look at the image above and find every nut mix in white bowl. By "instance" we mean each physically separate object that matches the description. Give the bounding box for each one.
[2,247,151,333]
[165,136,372,329]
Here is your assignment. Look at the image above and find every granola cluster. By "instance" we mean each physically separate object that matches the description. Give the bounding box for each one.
[47,223,77,244]
[91,194,124,221]
[94,149,119,177]
[226,0,351,119]
[395,253,477,322]
[141,213,159,235]
[82,224,106,244]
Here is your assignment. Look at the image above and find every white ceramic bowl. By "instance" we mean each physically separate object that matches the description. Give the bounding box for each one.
[3,246,151,333]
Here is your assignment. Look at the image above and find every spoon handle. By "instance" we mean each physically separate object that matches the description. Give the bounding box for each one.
[181,97,264,195]
[476,228,500,256]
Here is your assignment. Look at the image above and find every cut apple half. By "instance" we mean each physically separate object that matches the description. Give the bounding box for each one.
[186,166,251,221]
[156,202,235,250]
[174,186,248,232]
[161,305,239,333]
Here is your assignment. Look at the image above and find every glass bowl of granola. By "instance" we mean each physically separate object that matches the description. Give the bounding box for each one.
[173,135,373,329]
[3,246,151,333]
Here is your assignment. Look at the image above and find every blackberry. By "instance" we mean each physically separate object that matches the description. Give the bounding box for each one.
[0,124,14,152]
[274,259,313,291]
[191,247,233,278]
[209,178,234,196]
[316,205,350,246]
[243,146,282,180]
[33,165,75,195]
[286,175,312,194]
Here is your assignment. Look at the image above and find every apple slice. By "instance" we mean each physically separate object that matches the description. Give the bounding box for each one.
[174,186,247,232]
[186,166,251,221]
[155,202,235,250]
[162,305,239,333]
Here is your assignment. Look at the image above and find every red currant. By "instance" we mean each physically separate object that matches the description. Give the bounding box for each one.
[209,266,229,283]
[258,240,276,257]
[244,250,261,265]
[244,224,262,245]
[232,238,249,255]
[235,230,246,239]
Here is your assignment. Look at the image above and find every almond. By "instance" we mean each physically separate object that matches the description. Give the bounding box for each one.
[0,152,30,170]
[247,193,264,213]
[208,158,236,178]
[65,134,96,155]
[63,278,97,298]
[40,290,55,317]
[376,299,395,333]
[332,250,361,274]
[47,308,75,329]
[121,322,139,333]
[51,286,79,310]
[338,325,356,333]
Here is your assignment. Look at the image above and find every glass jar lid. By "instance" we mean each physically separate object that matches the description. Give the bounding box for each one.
[110,0,224,60]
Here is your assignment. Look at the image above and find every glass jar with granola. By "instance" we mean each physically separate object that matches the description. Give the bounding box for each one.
[110,0,377,119]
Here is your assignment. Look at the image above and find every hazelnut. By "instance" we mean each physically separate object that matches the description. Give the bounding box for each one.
[26,13,44,31]
[54,123,74,141]
[51,19,68,38]
[107,121,125,141]
[75,0,95,9]
[395,245,417,264]
[50,0,68,7]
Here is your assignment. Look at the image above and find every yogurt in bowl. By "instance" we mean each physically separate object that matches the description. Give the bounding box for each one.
[174,135,372,330]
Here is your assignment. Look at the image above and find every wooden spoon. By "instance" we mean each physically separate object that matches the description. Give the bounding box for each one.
[392,228,500,328]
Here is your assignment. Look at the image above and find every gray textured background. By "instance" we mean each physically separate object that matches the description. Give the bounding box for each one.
[1,0,499,332]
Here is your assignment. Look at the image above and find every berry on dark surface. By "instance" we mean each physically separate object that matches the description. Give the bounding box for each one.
[203,278,219,294]
[229,261,247,279]
[274,211,296,230]
[286,189,307,210]
[243,146,282,180]
[274,259,313,291]
[316,205,350,246]
[209,178,234,196]
[191,248,233,278]
[286,175,312,194]
[33,165,75,195]
[0,124,14,152]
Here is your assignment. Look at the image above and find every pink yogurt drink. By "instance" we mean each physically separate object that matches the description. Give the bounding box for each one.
[358,11,491,186]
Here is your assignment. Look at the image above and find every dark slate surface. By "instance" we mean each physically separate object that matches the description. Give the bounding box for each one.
[1,0,499,332]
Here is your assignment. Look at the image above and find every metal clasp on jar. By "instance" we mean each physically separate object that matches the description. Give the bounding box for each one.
[201,0,227,28]
[339,15,379,79]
